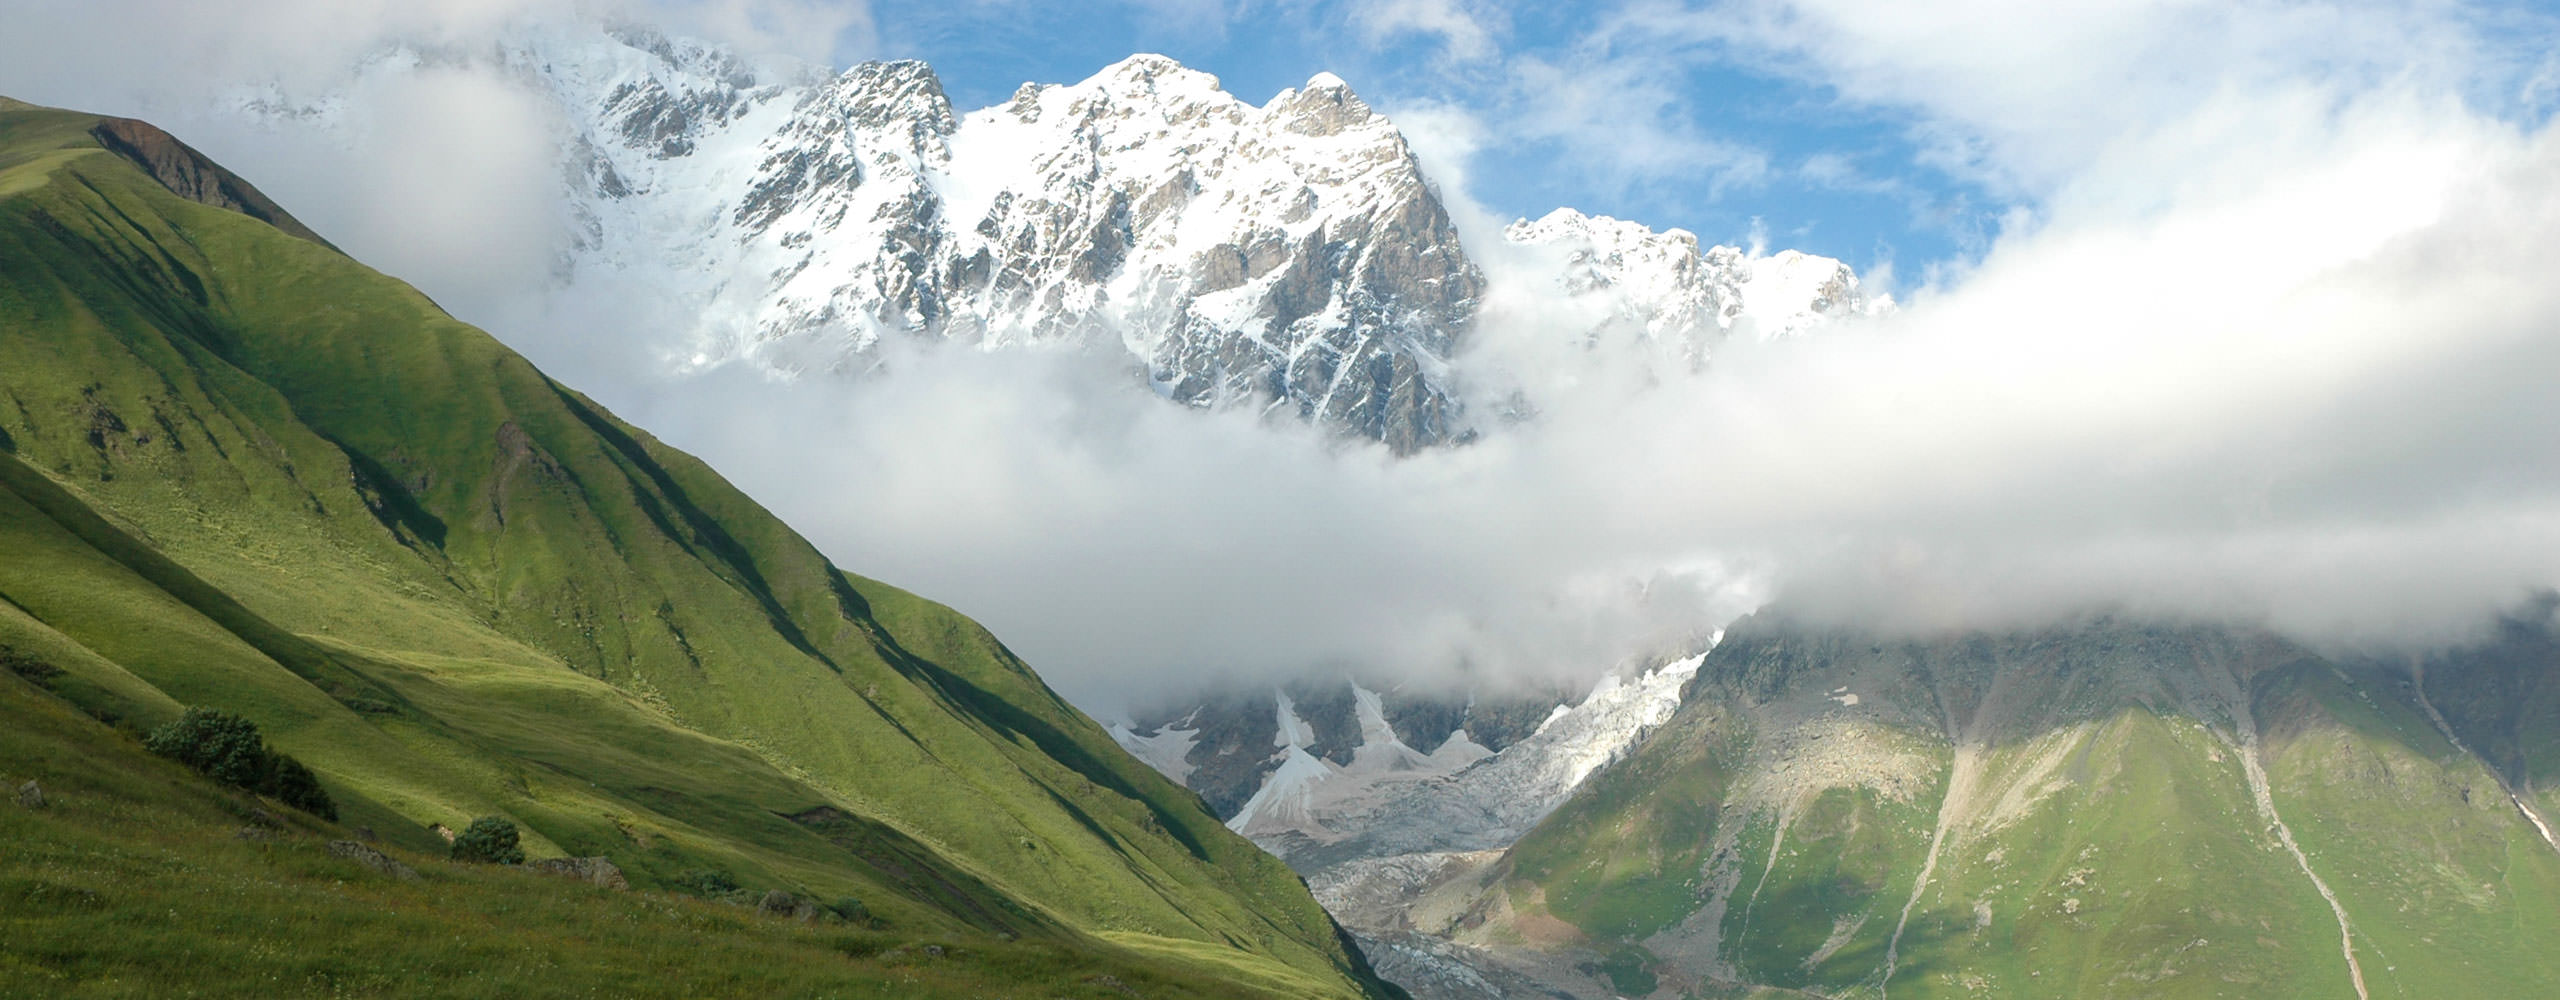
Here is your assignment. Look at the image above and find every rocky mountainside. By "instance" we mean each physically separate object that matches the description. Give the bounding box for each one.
[1336,609,2560,999]
[1504,208,1878,358]
[0,97,1397,998]
[1115,656,1707,869]
[241,23,1881,451]
[1107,646,1717,994]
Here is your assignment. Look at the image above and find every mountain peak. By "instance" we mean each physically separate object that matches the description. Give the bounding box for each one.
[85,116,337,251]
[1087,53,1231,105]
[1270,71,1378,138]
[361,21,1872,448]
[1506,206,1882,351]
[821,58,956,147]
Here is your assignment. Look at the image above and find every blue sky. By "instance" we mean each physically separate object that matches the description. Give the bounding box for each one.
[854,1,2006,285]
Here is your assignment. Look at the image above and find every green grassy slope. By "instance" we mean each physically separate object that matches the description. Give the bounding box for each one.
[1470,619,2560,999]
[0,662,1313,999]
[0,97,1390,998]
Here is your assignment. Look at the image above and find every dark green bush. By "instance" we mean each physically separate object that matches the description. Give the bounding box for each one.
[677,868,740,897]
[450,816,525,864]
[266,756,335,820]
[143,707,336,820]
[824,896,870,924]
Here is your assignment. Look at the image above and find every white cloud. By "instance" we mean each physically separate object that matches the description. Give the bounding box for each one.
[671,0,874,63]
[0,0,868,334]
[1348,0,1505,63]
[1671,0,2549,198]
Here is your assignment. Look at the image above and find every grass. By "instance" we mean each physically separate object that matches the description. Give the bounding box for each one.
[1485,621,2560,999]
[2253,662,2560,999]
[0,97,1393,998]
[1503,704,1747,941]
[0,665,1305,999]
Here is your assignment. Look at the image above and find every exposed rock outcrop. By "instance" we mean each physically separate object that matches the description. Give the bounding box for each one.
[529,855,631,890]
[327,839,420,881]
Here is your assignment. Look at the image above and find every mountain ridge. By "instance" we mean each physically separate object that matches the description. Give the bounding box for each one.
[228,23,1883,450]
[1334,610,2560,998]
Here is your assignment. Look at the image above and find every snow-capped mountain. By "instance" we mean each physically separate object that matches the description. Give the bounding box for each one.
[520,24,1480,449]
[1111,642,1712,872]
[241,22,1880,450]
[1506,208,1886,360]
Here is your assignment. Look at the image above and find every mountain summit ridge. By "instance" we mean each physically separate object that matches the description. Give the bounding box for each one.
[239,23,1882,449]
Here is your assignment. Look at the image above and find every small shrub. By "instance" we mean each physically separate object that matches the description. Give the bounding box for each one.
[676,868,740,897]
[267,756,336,821]
[143,707,336,820]
[450,816,525,865]
[824,896,870,924]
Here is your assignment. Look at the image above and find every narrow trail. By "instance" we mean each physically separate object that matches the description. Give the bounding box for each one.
[2411,665,2560,857]
[2221,687,2369,1000]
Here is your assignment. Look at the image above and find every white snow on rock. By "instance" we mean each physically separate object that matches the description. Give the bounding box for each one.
[1107,719,1201,784]
[1220,646,1712,863]
[1502,207,1888,364]
[1229,682,1495,840]
[232,21,1879,449]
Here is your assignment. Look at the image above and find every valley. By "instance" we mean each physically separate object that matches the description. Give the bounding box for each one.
[4,7,2557,998]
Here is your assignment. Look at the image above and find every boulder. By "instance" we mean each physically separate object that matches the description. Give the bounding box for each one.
[529,856,629,890]
[327,839,419,881]
[15,779,41,808]
[755,889,818,920]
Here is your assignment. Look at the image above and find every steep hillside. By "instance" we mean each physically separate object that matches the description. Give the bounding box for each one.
[1350,612,2560,999]
[0,654,1351,999]
[0,96,1394,998]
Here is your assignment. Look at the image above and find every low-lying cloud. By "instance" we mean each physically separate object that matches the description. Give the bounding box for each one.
[9,1,2560,710]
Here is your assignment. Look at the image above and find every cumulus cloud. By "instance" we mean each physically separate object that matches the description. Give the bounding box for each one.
[1571,91,2560,650]
[1347,0,1506,64]
[607,340,1768,706]
[0,0,867,330]
[1667,0,2554,198]
[653,62,2560,700]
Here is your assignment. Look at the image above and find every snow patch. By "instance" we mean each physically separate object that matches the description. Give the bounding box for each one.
[1108,722,1200,784]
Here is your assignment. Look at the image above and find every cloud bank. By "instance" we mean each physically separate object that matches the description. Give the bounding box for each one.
[8,2,2560,710]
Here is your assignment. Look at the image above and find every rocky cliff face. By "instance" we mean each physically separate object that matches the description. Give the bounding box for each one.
[528,29,1488,450]
[246,23,1881,450]
[1111,650,1712,873]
